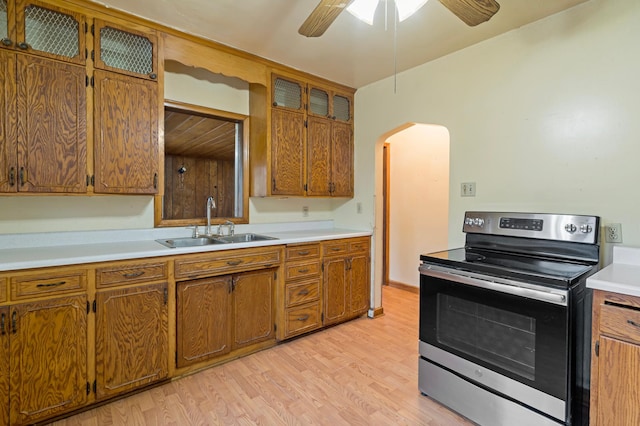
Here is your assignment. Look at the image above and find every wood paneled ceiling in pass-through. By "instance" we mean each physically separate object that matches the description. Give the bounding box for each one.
[164,108,237,161]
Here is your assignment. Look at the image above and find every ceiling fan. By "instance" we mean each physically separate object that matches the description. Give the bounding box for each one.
[298,0,501,37]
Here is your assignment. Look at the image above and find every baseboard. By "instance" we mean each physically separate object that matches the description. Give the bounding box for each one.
[368,306,385,318]
[387,280,419,294]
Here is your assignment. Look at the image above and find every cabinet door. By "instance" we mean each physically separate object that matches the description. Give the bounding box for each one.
[95,283,168,399]
[306,115,331,196]
[0,49,16,192]
[9,295,87,425]
[1,0,15,49]
[93,19,157,81]
[93,69,159,194]
[323,256,348,326]
[0,306,8,426]
[177,277,232,368]
[16,54,87,192]
[330,120,353,197]
[349,253,370,317]
[271,108,304,195]
[15,0,85,65]
[233,269,275,349]
[595,336,640,425]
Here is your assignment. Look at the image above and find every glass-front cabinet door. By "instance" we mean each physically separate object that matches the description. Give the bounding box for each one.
[93,18,157,81]
[14,0,86,64]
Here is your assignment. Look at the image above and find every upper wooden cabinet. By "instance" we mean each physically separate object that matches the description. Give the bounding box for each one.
[93,69,159,194]
[0,49,87,193]
[252,73,355,198]
[93,19,157,81]
[0,0,86,65]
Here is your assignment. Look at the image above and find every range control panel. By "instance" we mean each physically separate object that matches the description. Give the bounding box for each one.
[463,211,600,244]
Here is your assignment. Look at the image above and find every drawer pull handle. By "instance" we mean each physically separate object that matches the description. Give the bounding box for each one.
[297,314,310,322]
[298,268,310,273]
[627,319,640,328]
[298,250,310,255]
[330,247,341,252]
[36,281,66,288]
[11,311,17,334]
[0,313,5,335]
[123,271,145,278]
[227,260,243,266]
[298,289,310,296]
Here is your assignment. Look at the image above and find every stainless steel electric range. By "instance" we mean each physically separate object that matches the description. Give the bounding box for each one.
[419,211,600,426]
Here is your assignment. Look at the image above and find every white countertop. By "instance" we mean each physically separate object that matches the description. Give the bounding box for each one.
[0,221,372,272]
[587,246,640,297]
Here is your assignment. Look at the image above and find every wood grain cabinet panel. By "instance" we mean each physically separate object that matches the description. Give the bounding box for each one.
[322,237,370,326]
[271,107,305,196]
[285,303,321,337]
[0,50,17,193]
[95,283,168,400]
[96,260,167,288]
[0,277,7,303]
[93,69,159,194]
[233,269,275,349]
[9,295,87,425]
[174,247,282,280]
[0,306,8,426]
[176,276,232,368]
[591,291,640,425]
[10,268,87,300]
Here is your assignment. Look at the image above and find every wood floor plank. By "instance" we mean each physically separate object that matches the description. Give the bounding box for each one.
[51,286,472,425]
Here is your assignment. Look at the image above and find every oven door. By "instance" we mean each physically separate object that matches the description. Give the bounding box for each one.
[419,264,569,407]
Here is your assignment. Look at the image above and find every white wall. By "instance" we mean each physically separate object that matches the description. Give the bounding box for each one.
[347,0,640,308]
[387,124,449,287]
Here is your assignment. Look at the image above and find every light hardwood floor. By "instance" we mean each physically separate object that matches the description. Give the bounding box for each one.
[51,286,472,425]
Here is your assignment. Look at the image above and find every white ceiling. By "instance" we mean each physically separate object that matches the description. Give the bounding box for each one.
[91,0,590,88]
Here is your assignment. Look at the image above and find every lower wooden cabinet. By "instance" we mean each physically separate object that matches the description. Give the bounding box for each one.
[176,276,232,368]
[590,290,640,425]
[0,306,9,426]
[9,295,88,425]
[176,268,276,369]
[95,283,168,399]
[323,237,370,326]
[233,269,275,349]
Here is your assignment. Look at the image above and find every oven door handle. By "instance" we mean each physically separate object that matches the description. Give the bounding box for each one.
[420,266,568,306]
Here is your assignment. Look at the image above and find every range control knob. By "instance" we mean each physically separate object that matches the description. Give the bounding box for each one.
[580,224,593,233]
[474,218,485,227]
[565,223,577,234]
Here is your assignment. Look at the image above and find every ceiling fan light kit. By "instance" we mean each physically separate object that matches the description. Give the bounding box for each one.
[347,0,429,24]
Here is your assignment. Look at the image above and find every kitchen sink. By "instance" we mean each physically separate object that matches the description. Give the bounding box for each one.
[214,233,278,244]
[156,233,277,248]
[155,237,228,248]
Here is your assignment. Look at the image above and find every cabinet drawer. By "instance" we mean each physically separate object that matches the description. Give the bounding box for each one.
[285,302,322,338]
[11,269,87,299]
[323,241,348,256]
[286,243,320,261]
[285,278,320,307]
[175,247,282,280]
[96,260,168,288]
[284,260,321,281]
[349,238,370,254]
[600,303,640,343]
[0,277,6,303]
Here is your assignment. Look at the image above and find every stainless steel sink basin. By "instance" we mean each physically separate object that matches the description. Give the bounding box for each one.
[214,233,278,244]
[155,237,229,248]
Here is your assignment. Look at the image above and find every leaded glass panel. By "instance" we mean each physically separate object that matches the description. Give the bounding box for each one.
[309,88,329,116]
[100,26,153,75]
[273,78,301,109]
[0,0,8,40]
[333,94,351,122]
[25,5,79,58]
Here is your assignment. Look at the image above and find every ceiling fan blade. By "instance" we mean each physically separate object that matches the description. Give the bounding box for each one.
[438,0,500,26]
[299,0,354,37]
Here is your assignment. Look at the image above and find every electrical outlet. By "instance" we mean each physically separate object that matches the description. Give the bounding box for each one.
[605,223,623,243]
[302,206,309,217]
[461,182,476,197]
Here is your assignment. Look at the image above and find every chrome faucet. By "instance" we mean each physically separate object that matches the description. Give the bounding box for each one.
[206,196,216,236]
[219,220,235,236]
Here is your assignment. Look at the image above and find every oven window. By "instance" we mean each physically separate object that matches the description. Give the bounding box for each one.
[437,294,535,380]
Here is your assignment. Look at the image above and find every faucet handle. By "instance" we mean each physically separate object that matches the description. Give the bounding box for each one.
[187,225,199,238]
